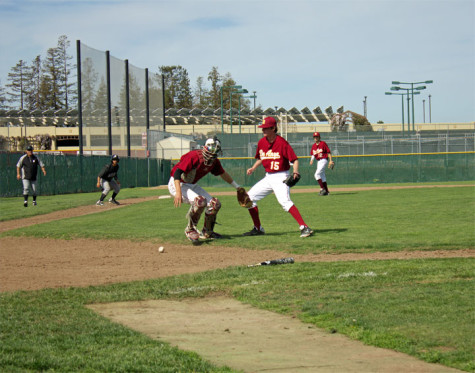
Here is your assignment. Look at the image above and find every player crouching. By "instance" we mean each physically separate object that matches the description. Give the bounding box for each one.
[168,137,242,245]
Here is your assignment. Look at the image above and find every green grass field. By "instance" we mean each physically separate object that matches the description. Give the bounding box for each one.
[1,183,474,372]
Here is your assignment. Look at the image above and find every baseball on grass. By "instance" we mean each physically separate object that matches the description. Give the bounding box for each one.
[158,246,164,253]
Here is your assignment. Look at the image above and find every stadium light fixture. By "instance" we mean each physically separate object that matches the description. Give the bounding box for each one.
[386,91,420,135]
[238,93,256,133]
[220,85,243,132]
[391,80,433,132]
[229,87,248,134]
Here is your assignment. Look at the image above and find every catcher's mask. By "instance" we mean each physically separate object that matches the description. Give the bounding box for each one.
[111,154,120,162]
[202,137,222,165]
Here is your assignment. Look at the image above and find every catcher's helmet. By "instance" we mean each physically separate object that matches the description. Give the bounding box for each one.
[313,132,321,137]
[202,136,221,165]
[111,154,120,162]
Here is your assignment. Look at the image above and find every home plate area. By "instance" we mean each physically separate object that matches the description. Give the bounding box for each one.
[88,296,459,373]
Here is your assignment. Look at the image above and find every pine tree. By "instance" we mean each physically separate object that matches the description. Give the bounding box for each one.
[207,66,222,109]
[41,47,62,109]
[0,80,7,109]
[24,55,42,110]
[6,60,28,109]
[80,57,98,114]
[56,35,76,110]
[159,65,192,109]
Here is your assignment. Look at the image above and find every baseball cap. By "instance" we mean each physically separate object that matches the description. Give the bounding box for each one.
[258,116,277,128]
[313,132,321,137]
[26,145,33,151]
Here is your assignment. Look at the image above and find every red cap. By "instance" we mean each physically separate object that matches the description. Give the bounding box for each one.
[258,116,277,128]
[313,132,320,137]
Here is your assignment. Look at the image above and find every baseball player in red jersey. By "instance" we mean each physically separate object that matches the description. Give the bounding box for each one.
[168,136,242,245]
[243,117,313,238]
[309,132,334,195]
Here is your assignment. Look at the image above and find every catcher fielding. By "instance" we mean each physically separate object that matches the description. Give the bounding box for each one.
[168,137,242,245]
[241,117,313,238]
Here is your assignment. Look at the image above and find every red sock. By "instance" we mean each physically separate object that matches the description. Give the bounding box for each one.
[323,181,329,192]
[317,179,324,189]
[288,205,306,226]
[248,206,261,229]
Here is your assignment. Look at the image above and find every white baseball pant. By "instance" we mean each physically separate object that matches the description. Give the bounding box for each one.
[168,177,213,204]
[247,171,294,212]
[314,158,328,182]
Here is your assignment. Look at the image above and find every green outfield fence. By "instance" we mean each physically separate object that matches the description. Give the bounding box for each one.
[199,152,475,188]
[1,153,171,198]
[1,152,473,197]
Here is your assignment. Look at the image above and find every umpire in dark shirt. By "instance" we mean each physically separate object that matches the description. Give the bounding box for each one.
[16,145,46,207]
[96,154,121,206]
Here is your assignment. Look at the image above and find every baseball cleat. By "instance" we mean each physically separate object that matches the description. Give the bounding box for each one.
[33,201,37,206]
[200,229,223,239]
[185,228,200,245]
[23,201,28,207]
[300,226,313,238]
[109,198,120,205]
[319,190,329,196]
[243,226,265,236]
[96,200,104,206]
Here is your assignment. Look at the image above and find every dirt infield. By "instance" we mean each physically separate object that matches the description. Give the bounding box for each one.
[1,184,474,292]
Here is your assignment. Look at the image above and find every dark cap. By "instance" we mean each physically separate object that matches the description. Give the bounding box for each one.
[258,116,277,128]
[26,145,33,151]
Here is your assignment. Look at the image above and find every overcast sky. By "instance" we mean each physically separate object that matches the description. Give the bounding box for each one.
[0,0,473,125]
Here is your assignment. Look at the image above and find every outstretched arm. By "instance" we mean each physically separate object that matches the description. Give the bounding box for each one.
[247,159,262,175]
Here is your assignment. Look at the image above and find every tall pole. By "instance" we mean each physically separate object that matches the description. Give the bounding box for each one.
[253,91,257,109]
[363,96,367,117]
[106,51,112,155]
[401,94,405,137]
[429,94,432,123]
[220,86,224,133]
[406,94,411,135]
[411,83,415,133]
[230,91,234,134]
[423,99,426,124]
[76,40,83,155]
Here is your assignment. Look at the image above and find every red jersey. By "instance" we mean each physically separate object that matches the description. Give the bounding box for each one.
[171,149,225,184]
[255,135,298,173]
[310,141,331,160]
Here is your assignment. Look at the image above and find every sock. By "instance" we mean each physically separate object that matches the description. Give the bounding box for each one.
[23,195,28,202]
[323,182,329,193]
[100,193,107,202]
[111,192,118,200]
[248,206,261,229]
[288,205,306,227]
[33,196,37,202]
[317,179,324,189]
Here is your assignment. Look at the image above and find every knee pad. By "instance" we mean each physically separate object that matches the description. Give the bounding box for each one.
[192,195,207,212]
[205,197,221,215]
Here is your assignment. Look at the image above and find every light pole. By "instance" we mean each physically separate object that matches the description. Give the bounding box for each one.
[230,87,247,134]
[220,85,242,133]
[428,94,432,123]
[252,91,257,110]
[239,93,256,133]
[390,85,426,133]
[385,92,406,135]
[392,80,433,132]
[423,99,426,123]
[363,96,367,118]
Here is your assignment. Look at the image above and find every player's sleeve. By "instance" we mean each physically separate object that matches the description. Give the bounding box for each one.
[98,164,109,178]
[285,141,298,162]
[211,159,225,176]
[16,155,26,168]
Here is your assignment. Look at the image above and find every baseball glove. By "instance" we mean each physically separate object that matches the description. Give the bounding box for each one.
[237,187,253,208]
[328,161,335,170]
[283,173,301,187]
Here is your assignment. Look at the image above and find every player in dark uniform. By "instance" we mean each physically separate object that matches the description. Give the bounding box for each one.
[16,145,46,207]
[168,136,242,245]
[244,117,313,238]
[96,154,121,206]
